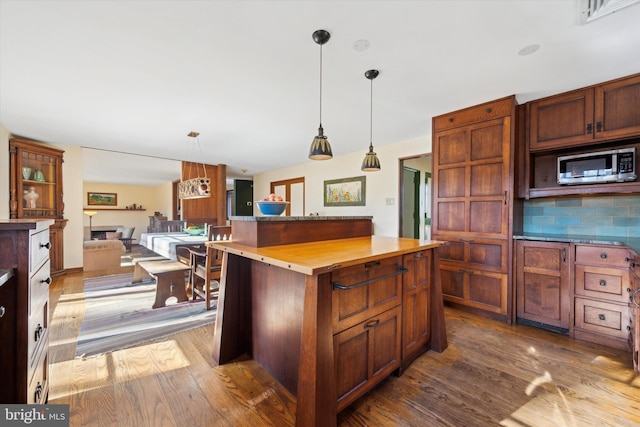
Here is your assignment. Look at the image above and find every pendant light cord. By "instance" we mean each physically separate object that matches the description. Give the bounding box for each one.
[319,43,323,126]
[369,77,373,147]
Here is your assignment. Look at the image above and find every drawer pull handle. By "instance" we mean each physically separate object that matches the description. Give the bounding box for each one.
[596,121,602,132]
[598,314,606,321]
[414,252,424,259]
[586,123,593,134]
[562,248,566,263]
[333,265,408,290]
[599,280,607,287]
[364,261,381,269]
[364,319,380,329]
[40,242,51,250]
[628,326,632,331]
[0,306,5,318]
[459,268,474,274]
[34,324,44,342]
[600,253,607,259]
[40,277,52,285]
[34,382,43,403]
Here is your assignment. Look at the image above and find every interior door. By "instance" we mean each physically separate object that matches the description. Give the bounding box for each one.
[234,179,254,216]
[402,167,419,238]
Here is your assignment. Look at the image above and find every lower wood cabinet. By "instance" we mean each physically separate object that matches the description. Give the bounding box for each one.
[515,240,571,330]
[573,244,633,350]
[401,250,431,370]
[438,238,509,317]
[334,306,401,411]
[515,239,636,353]
[0,219,53,404]
[630,258,640,374]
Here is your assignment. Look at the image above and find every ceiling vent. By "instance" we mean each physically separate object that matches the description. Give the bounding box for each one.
[580,0,640,24]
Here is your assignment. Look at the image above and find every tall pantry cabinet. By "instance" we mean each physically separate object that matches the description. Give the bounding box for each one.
[432,96,521,322]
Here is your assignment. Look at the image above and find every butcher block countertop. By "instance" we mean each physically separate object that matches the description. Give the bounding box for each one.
[208,235,445,276]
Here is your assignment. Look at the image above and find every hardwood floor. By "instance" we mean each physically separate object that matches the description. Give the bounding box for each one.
[49,268,639,426]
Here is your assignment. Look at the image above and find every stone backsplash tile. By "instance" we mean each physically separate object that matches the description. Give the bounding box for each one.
[523,195,640,239]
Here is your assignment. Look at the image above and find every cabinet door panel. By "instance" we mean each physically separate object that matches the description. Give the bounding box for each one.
[436,131,467,164]
[440,267,464,299]
[468,240,505,270]
[470,122,506,161]
[437,241,464,262]
[335,307,400,412]
[468,273,505,310]
[470,163,504,196]
[596,74,640,140]
[469,201,504,234]
[402,252,431,365]
[516,241,570,329]
[438,167,466,198]
[529,89,594,150]
[435,201,465,232]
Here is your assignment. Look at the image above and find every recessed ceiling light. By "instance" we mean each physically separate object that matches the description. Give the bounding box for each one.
[518,44,540,56]
[353,39,370,52]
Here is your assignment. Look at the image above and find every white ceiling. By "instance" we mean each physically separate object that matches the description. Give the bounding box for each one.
[2,1,640,185]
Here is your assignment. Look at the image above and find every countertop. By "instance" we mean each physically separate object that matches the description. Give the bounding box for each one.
[0,269,13,286]
[209,236,444,275]
[514,233,640,254]
[229,215,373,222]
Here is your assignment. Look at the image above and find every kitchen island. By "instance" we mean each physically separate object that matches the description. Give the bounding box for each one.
[208,216,447,427]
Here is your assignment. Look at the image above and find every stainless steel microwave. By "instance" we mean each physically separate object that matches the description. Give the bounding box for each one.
[557,147,636,185]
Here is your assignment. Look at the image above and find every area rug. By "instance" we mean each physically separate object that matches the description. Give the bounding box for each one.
[75,273,217,358]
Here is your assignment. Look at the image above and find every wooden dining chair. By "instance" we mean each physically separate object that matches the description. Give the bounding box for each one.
[186,225,231,310]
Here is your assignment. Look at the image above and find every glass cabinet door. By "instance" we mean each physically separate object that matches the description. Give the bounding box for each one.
[20,150,58,217]
[10,138,64,220]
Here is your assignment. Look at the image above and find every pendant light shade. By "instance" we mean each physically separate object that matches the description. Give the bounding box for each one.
[309,29,333,160]
[361,69,381,172]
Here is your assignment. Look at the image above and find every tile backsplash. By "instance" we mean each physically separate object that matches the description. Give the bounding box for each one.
[523,194,640,238]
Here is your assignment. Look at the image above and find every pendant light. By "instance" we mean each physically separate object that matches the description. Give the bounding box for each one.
[178,131,211,199]
[309,29,333,160]
[361,69,381,172]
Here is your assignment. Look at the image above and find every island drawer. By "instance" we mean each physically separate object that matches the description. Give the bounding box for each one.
[332,256,403,333]
[29,228,50,275]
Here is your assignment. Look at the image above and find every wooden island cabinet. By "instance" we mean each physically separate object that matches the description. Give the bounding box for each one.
[208,216,447,427]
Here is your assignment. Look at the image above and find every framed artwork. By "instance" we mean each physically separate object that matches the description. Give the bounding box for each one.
[87,192,117,206]
[324,176,366,206]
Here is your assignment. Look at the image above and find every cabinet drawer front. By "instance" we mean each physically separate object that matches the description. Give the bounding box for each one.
[575,298,630,339]
[437,238,507,273]
[575,265,630,303]
[575,245,630,268]
[27,343,48,404]
[30,229,50,274]
[332,257,402,333]
[31,259,51,315]
[28,298,48,366]
[433,96,514,131]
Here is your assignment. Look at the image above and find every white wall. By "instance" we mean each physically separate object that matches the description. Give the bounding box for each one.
[61,144,84,269]
[253,136,432,237]
[0,124,9,219]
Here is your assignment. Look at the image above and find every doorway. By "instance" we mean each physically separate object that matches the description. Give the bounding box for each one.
[270,177,305,216]
[399,155,432,240]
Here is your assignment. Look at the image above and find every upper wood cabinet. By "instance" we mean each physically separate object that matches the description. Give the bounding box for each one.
[528,73,640,152]
[9,137,67,276]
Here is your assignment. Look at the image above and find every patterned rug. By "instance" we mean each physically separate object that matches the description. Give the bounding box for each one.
[75,273,216,358]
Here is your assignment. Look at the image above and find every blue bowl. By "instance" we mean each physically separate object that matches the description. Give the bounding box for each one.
[184,228,204,236]
[256,201,289,216]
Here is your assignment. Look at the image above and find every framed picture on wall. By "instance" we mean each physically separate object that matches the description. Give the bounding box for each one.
[324,176,366,207]
[87,192,117,206]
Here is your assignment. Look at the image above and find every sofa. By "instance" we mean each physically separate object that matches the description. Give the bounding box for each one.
[83,239,126,271]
